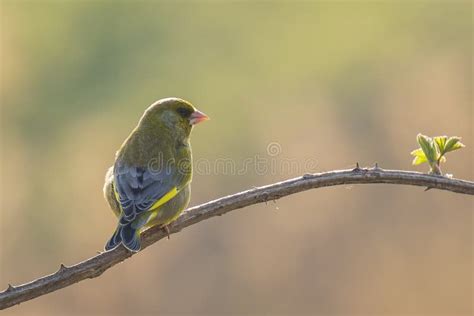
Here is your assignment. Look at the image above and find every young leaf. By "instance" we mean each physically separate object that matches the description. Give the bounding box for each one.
[410,148,428,165]
[444,136,465,153]
[434,136,447,155]
[417,134,437,163]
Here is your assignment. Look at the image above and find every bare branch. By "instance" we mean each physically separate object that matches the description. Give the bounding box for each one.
[1,167,473,309]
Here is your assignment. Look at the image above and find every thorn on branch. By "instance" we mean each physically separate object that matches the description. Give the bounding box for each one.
[58,264,68,273]
[373,162,383,171]
[5,284,15,293]
[352,162,361,172]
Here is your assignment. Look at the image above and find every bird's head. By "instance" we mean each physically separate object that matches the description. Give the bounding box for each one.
[139,97,209,138]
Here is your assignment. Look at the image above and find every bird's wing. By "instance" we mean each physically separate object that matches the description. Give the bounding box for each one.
[114,162,181,225]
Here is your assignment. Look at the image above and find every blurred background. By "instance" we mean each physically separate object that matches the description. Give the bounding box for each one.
[1,1,472,315]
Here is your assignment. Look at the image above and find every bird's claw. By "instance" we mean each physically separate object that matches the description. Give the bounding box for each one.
[162,225,171,239]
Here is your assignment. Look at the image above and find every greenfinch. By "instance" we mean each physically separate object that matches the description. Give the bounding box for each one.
[103,98,209,252]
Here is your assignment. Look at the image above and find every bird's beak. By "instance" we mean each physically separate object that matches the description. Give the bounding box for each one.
[189,110,210,125]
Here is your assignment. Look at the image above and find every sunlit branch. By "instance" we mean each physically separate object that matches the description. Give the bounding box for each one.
[1,166,473,310]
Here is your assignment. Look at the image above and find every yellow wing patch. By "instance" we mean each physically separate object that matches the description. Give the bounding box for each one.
[149,187,179,211]
[113,182,179,214]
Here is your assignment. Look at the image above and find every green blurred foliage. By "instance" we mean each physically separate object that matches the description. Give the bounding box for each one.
[1,1,472,315]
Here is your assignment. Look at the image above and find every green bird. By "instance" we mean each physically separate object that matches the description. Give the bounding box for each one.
[103,97,209,252]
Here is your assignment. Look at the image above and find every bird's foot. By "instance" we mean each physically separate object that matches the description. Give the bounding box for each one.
[162,225,171,239]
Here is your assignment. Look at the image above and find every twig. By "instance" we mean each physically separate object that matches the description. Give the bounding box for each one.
[1,167,473,310]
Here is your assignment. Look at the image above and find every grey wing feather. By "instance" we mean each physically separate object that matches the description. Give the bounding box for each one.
[114,162,177,225]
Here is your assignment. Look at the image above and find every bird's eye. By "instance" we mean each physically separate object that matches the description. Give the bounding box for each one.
[176,107,192,118]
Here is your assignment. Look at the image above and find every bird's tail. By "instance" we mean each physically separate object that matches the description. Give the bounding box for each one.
[105,222,141,252]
